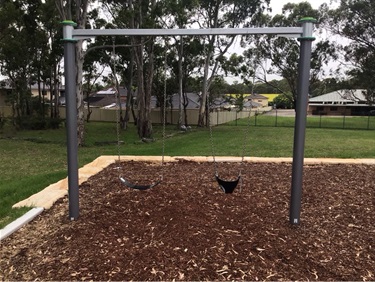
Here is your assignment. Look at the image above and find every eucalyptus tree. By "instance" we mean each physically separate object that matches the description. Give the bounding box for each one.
[129,0,163,138]
[56,0,92,145]
[0,0,48,126]
[162,36,206,126]
[327,0,375,104]
[161,0,200,127]
[195,0,270,127]
[101,0,166,138]
[82,45,106,123]
[226,2,337,109]
[37,0,64,120]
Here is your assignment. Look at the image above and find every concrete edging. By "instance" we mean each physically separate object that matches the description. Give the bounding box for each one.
[0,207,44,241]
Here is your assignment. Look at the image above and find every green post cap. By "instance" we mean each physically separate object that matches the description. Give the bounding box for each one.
[61,20,77,26]
[299,17,317,23]
[61,20,77,43]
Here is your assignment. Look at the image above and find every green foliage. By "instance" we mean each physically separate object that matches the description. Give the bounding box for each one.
[273,93,294,109]
[226,2,337,107]
[0,114,6,130]
[328,0,375,104]
[18,117,63,130]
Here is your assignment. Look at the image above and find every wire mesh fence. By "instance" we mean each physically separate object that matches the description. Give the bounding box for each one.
[227,109,375,130]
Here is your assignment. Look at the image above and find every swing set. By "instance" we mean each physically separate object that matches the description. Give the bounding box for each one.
[112,38,167,191]
[62,18,316,225]
[111,36,250,194]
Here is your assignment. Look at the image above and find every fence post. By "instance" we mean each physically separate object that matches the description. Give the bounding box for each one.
[342,113,346,129]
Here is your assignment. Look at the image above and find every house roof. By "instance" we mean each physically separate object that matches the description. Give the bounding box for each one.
[95,87,128,97]
[244,100,261,108]
[151,92,201,109]
[226,93,269,100]
[249,93,268,100]
[84,86,129,108]
[309,89,367,103]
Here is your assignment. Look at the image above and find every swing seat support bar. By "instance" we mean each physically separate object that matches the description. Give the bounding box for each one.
[120,177,161,190]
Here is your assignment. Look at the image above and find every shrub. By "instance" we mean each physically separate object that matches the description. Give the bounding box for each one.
[18,116,63,130]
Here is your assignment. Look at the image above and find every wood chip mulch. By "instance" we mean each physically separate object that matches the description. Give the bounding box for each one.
[0,160,374,281]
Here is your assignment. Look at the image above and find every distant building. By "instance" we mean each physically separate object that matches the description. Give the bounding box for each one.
[0,79,64,106]
[151,92,201,109]
[84,87,128,108]
[248,94,269,107]
[308,89,374,116]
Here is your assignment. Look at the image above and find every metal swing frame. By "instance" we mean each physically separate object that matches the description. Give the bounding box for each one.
[62,18,316,225]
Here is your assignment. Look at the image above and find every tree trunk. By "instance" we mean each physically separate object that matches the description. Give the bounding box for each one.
[123,44,134,130]
[76,40,85,146]
[135,42,153,139]
[198,57,211,127]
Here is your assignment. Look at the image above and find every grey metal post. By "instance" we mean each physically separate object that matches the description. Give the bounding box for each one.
[62,21,79,220]
[290,18,316,225]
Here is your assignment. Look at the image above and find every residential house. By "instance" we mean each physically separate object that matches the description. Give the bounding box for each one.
[308,89,375,116]
[225,93,269,108]
[0,79,65,106]
[151,92,201,109]
[84,87,129,108]
[248,93,269,107]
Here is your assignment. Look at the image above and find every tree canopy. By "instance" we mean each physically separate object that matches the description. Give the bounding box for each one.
[1,0,374,139]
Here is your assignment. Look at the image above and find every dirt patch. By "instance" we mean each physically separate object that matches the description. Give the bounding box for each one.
[1,161,374,281]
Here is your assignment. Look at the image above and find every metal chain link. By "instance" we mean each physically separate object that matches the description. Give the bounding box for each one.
[239,105,253,176]
[208,94,218,176]
[112,37,122,177]
[160,47,168,182]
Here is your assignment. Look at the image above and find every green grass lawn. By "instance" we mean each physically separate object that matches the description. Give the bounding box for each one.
[0,117,374,228]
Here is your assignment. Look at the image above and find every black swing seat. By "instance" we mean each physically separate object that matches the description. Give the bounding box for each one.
[215,174,240,194]
[119,177,161,191]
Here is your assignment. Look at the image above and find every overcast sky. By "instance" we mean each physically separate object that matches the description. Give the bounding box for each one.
[269,0,339,15]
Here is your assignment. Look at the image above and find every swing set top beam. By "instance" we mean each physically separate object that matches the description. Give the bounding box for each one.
[69,27,304,40]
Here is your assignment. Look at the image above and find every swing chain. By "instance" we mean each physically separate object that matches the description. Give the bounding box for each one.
[160,44,168,181]
[207,94,219,176]
[239,104,252,175]
[208,94,253,190]
[112,37,122,170]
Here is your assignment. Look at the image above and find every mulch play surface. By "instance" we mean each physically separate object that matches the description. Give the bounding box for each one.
[1,160,374,281]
